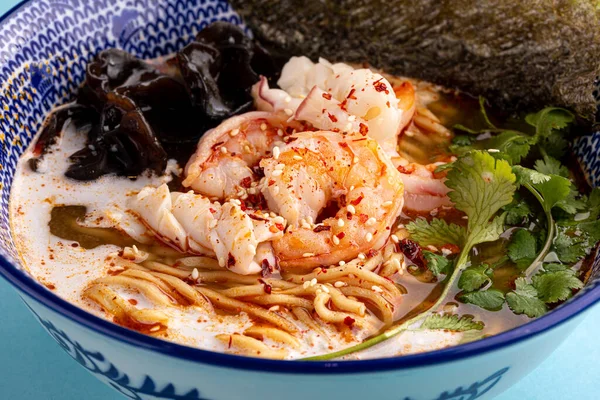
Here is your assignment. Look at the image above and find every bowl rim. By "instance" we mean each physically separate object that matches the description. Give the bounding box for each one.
[2,253,600,374]
[1,0,600,375]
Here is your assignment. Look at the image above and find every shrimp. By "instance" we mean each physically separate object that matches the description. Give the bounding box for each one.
[252,57,415,155]
[128,184,285,275]
[182,111,306,199]
[260,130,404,272]
[395,161,452,213]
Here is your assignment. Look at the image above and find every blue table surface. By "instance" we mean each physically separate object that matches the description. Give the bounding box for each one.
[1,1,600,399]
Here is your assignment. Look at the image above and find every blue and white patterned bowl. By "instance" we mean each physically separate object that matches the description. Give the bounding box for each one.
[1,1,600,399]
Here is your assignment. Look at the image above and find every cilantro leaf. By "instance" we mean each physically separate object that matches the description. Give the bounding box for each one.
[446,151,516,245]
[502,196,533,226]
[525,107,575,139]
[460,289,505,311]
[534,156,569,178]
[508,229,538,269]
[552,228,590,263]
[479,96,497,129]
[484,131,532,165]
[420,313,484,332]
[458,264,492,292]
[506,277,547,318]
[512,166,551,185]
[423,251,452,277]
[406,218,466,247]
[532,267,584,303]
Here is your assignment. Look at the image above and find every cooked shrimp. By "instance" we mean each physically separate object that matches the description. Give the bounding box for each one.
[183,111,306,199]
[253,57,415,155]
[260,130,404,272]
[395,161,452,213]
[128,184,285,275]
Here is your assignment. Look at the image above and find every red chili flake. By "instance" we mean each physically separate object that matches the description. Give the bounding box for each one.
[358,214,369,223]
[351,195,364,206]
[227,252,236,268]
[268,179,276,186]
[347,88,357,100]
[313,225,331,233]
[367,249,377,258]
[328,113,338,122]
[322,92,332,100]
[386,101,390,108]
[128,299,138,305]
[346,212,353,219]
[269,225,280,233]
[71,243,79,248]
[338,142,348,148]
[344,316,355,327]
[398,238,426,268]
[275,223,285,231]
[240,177,252,188]
[209,208,217,214]
[336,232,345,239]
[359,123,369,136]
[228,335,233,348]
[261,260,273,277]
[339,99,348,111]
[259,278,272,294]
[239,200,248,211]
[373,78,389,94]
[285,126,295,135]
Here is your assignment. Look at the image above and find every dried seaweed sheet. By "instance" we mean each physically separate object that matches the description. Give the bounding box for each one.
[232,0,600,125]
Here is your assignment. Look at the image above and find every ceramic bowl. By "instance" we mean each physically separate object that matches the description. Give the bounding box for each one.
[1,1,600,399]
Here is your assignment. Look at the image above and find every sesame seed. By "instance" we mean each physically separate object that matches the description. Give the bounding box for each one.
[337,218,345,227]
[348,115,356,122]
[345,123,353,131]
[320,285,330,293]
[229,128,240,137]
[220,147,228,154]
[284,96,292,103]
[487,148,500,153]
[405,130,415,137]
[334,281,347,288]
[306,216,314,225]
[347,205,356,214]
[371,285,383,293]
[231,198,242,206]
[270,212,277,218]
[382,201,393,207]
[333,236,340,245]
[366,217,377,226]
[277,129,284,137]
[293,155,303,161]
[218,257,225,267]
[248,188,256,195]
[260,123,268,131]
[366,232,373,242]
[273,146,280,159]
[450,156,458,162]
[426,245,439,252]
[284,108,293,116]
[272,186,280,195]
[236,190,245,197]
[247,244,255,253]
[150,326,161,332]
[274,216,285,224]
[303,281,311,289]
[391,234,400,243]
[272,169,283,177]
[339,260,346,266]
[275,163,285,170]
[310,278,318,286]
[302,222,312,229]
[397,223,405,229]
[303,253,315,257]
[192,268,199,280]
[441,248,453,256]
[209,219,218,229]
[269,305,280,311]
[358,253,366,260]
[349,185,355,191]
[430,208,438,217]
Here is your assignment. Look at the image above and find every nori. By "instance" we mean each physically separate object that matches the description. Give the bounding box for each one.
[231,0,600,125]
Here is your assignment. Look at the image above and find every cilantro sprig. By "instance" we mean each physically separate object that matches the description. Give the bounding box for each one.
[303,151,516,360]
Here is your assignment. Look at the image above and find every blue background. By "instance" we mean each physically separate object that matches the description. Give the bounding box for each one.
[0,1,599,398]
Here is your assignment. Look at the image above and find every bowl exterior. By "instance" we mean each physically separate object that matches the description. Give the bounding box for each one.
[16,288,588,400]
[0,1,600,400]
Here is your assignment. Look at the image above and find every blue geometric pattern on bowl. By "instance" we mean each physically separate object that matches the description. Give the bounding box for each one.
[0,1,599,399]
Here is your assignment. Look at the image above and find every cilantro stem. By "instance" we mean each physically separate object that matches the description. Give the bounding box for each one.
[301,247,473,361]
[523,183,555,277]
